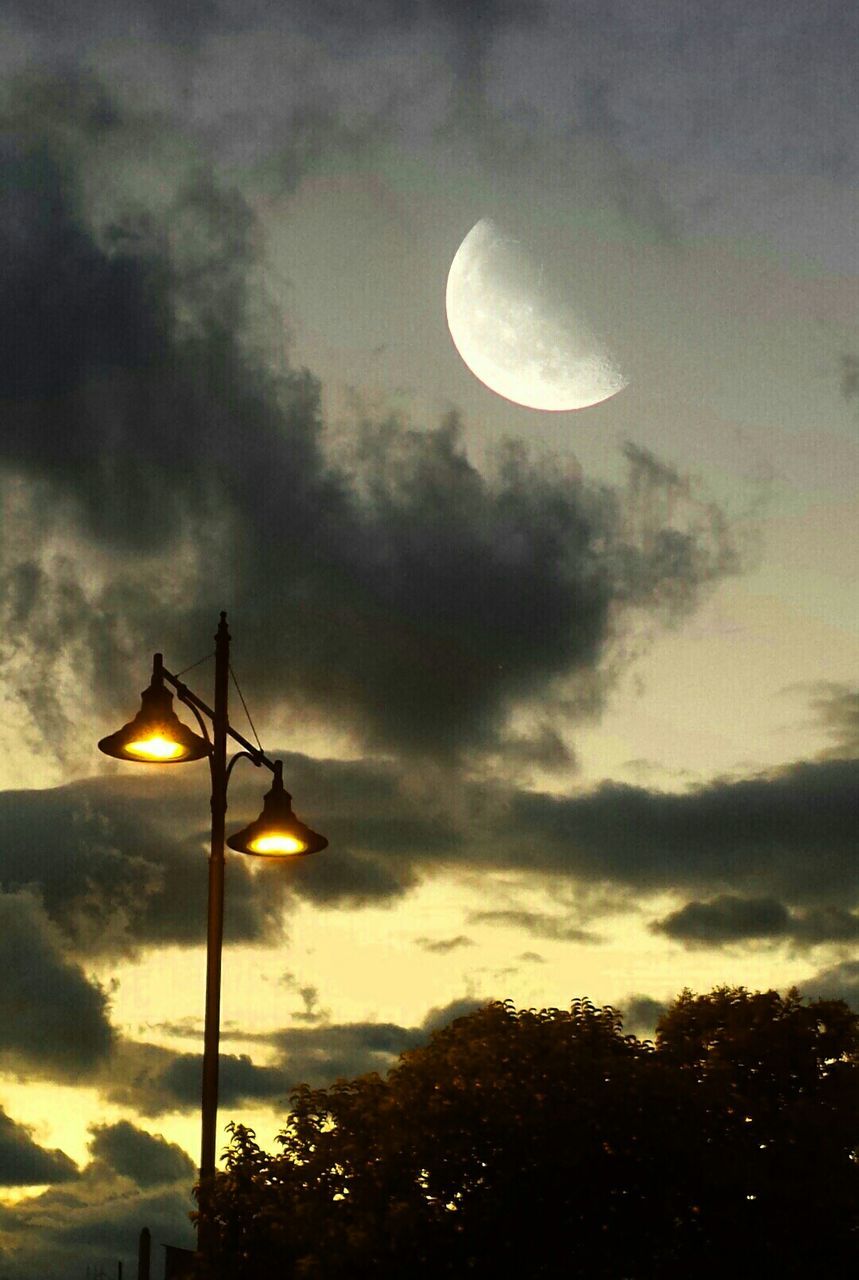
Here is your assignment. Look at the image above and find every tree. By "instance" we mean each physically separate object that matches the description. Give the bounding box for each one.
[196,990,859,1278]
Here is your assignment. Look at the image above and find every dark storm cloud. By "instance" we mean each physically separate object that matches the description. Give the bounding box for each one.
[0,756,443,963]
[653,895,791,945]
[0,1108,78,1187]
[0,75,738,766]
[0,777,293,957]
[652,894,859,949]
[264,1022,427,1086]
[495,757,859,909]
[0,891,113,1074]
[6,751,859,964]
[98,1039,291,1116]
[87,1120,195,1187]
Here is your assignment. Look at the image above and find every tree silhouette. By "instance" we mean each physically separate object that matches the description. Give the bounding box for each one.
[195,989,859,1278]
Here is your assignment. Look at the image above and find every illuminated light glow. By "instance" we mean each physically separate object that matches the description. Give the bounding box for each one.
[445,218,627,412]
[125,735,187,760]
[246,833,307,855]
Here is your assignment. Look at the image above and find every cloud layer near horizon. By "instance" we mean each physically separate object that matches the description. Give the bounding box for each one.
[3,744,859,981]
[0,1119,196,1278]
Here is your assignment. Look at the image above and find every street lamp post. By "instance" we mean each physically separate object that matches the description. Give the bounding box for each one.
[98,613,327,1269]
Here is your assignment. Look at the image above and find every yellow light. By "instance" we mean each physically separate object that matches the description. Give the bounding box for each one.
[246,833,307,856]
[124,735,187,761]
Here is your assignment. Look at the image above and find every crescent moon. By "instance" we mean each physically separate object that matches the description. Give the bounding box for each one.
[445,219,627,412]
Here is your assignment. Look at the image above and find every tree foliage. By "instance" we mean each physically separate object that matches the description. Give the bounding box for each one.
[195,988,859,1278]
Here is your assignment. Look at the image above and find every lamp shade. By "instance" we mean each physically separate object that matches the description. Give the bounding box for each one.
[98,673,210,763]
[227,769,327,858]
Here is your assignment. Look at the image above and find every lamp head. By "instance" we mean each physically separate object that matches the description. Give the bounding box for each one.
[98,658,210,764]
[227,764,327,858]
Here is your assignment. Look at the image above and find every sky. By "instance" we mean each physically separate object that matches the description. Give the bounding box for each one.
[1,1,859,1274]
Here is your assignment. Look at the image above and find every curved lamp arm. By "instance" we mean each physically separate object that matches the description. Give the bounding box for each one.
[224,749,263,791]
[173,680,212,748]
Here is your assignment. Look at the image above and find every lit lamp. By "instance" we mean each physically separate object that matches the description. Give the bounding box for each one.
[227,762,327,857]
[98,656,210,763]
[97,613,327,1267]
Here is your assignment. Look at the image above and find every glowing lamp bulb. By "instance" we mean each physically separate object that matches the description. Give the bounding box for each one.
[246,833,307,856]
[125,735,187,761]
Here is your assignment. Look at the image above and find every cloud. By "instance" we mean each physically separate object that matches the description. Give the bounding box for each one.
[7,750,859,962]
[272,973,328,1022]
[0,1116,195,1278]
[0,890,114,1075]
[98,1040,292,1117]
[45,1185,194,1255]
[619,994,667,1039]
[652,895,792,946]
[0,1178,196,1279]
[266,1022,428,1086]
[0,1109,78,1187]
[799,958,859,1010]
[0,778,294,958]
[652,895,859,949]
[494,757,859,910]
[0,74,738,769]
[469,908,599,943]
[798,681,859,758]
[420,996,486,1032]
[293,985,327,1024]
[414,934,474,953]
[840,353,859,400]
[99,997,487,1115]
[87,1120,195,1188]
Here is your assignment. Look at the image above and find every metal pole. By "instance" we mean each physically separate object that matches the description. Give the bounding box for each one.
[198,612,230,1265]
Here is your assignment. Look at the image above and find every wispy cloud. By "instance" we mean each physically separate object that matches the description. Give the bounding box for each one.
[469,908,599,943]
[415,934,475,953]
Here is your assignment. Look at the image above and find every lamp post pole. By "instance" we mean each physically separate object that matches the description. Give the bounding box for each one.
[98,611,327,1272]
[198,612,230,1264]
